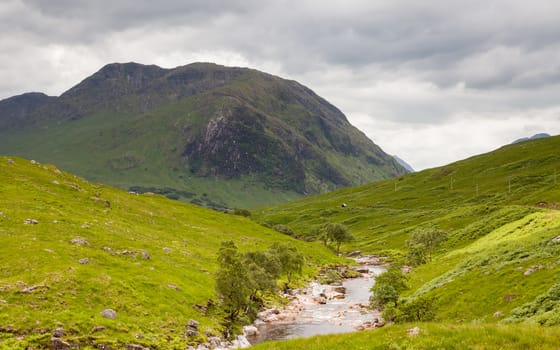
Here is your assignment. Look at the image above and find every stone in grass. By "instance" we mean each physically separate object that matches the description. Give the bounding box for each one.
[187,319,200,330]
[167,283,181,291]
[71,237,90,246]
[50,337,71,350]
[78,258,89,264]
[407,326,420,337]
[125,344,149,350]
[100,309,117,319]
[24,218,39,225]
[52,327,65,338]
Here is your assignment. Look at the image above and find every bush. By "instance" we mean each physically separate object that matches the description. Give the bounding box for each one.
[272,224,295,236]
[232,208,251,217]
[396,295,437,322]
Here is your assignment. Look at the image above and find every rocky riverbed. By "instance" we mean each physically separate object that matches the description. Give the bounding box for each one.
[246,256,387,344]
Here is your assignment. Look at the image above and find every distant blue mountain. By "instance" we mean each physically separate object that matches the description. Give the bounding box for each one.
[393,155,414,172]
[512,133,551,144]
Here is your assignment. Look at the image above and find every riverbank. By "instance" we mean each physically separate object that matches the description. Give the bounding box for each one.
[246,256,388,344]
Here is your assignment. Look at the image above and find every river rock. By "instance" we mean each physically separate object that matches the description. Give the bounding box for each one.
[100,309,117,319]
[208,336,222,348]
[333,286,346,294]
[347,250,361,257]
[231,335,251,349]
[243,325,259,336]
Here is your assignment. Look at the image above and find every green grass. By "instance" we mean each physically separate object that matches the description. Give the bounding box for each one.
[251,135,560,346]
[251,323,560,350]
[0,156,341,349]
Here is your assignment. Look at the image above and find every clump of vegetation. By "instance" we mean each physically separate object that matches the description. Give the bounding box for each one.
[318,223,355,254]
[319,269,342,285]
[505,283,560,325]
[214,241,304,330]
[232,208,252,217]
[272,224,295,236]
[370,266,409,310]
[406,226,447,266]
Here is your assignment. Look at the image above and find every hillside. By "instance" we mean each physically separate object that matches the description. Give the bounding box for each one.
[0,156,339,349]
[0,62,406,209]
[254,136,560,343]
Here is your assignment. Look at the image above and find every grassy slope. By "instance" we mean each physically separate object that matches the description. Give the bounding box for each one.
[253,136,560,347]
[252,323,560,350]
[0,156,339,349]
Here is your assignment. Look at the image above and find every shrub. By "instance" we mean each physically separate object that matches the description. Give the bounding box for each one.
[272,224,295,236]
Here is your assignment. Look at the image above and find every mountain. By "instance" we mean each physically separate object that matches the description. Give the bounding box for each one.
[0,92,55,129]
[0,62,407,209]
[255,135,560,337]
[392,155,414,172]
[0,156,338,348]
[512,132,551,144]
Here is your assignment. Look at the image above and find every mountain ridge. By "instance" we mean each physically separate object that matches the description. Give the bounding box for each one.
[0,62,407,208]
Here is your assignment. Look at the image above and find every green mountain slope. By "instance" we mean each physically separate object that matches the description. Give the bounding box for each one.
[0,62,406,209]
[0,156,339,349]
[254,136,560,341]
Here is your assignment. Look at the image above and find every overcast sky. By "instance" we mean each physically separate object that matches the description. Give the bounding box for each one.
[1,0,559,170]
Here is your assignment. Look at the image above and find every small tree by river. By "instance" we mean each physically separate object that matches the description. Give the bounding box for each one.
[215,241,304,328]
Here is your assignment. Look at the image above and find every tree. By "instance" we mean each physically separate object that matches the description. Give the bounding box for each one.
[406,226,447,265]
[214,241,251,324]
[268,243,304,285]
[243,251,281,303]
[370,266,408,309]
[326,223,354,255]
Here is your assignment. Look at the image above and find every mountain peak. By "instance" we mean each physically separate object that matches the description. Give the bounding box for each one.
[512,133,551,144]
[0,62,406,208]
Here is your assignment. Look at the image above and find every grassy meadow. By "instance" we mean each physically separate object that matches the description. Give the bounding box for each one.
[253,136,560,348]
[0,156,339,349]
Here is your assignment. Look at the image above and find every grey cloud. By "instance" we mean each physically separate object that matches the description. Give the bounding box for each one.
[2,0,560,169]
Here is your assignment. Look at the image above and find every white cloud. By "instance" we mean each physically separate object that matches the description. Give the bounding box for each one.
[1,0,560,170]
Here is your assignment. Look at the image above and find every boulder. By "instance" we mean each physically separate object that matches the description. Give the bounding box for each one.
[125,344,147,350]
[50,337,71,350]
[407,326,420,337]
[333,286,346,294]
[493,311,504,318]
[243,325,259,337]
[187,319,200,330]
[208,336,222,348]
[100,309,117,319]
[70,237,90,246]
[186,329,199,337]
[233,335,251,349]
[52,327,64,338]
[141,250,151,260]
[167,283,181,291]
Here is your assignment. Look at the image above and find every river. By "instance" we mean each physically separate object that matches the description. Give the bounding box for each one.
[247,265,386,344]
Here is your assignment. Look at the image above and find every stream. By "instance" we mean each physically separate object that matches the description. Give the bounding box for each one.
[247,264,386,344]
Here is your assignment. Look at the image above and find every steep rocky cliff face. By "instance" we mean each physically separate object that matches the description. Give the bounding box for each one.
[0,62,407,208]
